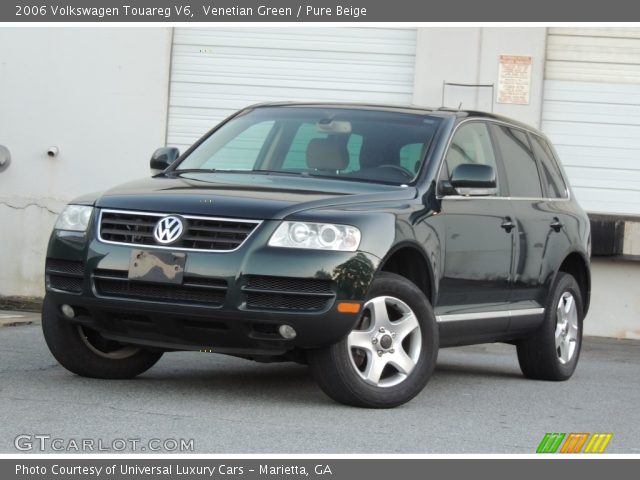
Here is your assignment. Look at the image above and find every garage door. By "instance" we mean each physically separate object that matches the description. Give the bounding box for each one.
[542,27,640,216]
[167,27,417,152]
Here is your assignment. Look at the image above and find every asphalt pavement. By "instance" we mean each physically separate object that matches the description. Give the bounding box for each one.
[1,310,639,454]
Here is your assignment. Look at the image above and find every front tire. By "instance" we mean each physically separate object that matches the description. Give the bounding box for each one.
[42,295,163,379]
[517,272,583,381]
[308,272,439,408]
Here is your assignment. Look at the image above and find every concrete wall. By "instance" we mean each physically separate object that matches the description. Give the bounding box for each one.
[586,258,640,339]
[412,27,547,128]
[0,28,172,297]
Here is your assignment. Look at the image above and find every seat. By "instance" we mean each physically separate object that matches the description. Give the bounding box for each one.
[359,140,399,170]
[306,137,349,172]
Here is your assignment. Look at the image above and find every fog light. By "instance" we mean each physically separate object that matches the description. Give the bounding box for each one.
[278,324,297,339]
[60,304,75,319]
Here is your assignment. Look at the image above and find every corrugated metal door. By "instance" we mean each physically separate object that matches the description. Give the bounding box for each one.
[167,27,417,152]
[542,28,640,215]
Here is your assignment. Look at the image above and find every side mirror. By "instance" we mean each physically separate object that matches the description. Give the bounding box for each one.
[445,164,497,196]
[150,147,180,174]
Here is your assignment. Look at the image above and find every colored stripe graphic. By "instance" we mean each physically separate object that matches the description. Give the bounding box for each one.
[537,433,613,453]
[537,433,565,453]
[584,433,613,453]
[560,433,589,453]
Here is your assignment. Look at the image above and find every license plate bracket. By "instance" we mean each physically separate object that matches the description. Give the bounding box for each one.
[128,249,186,284]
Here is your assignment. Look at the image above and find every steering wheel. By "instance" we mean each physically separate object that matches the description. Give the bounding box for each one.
[378,164,414,179]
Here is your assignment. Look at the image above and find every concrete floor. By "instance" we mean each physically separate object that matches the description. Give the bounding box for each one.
[1,311,639,454]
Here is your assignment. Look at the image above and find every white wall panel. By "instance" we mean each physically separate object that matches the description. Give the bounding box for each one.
[546,28,640,83]
[168,27,417,151]
[542,28,640,215]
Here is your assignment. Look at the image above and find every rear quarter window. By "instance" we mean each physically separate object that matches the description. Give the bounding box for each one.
[530,135,568,199]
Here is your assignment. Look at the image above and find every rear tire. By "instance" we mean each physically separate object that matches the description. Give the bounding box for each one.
[517,272,583,381]
[42,295,163,379]
[308,272,439,408]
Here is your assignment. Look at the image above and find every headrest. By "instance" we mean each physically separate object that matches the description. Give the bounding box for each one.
[306,137,349,171]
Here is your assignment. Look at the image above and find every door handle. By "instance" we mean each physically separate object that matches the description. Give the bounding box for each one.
[501,217,515,233]
[550,217,563,232]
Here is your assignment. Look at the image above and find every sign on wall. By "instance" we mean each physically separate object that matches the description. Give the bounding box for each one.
[496,55,532,105]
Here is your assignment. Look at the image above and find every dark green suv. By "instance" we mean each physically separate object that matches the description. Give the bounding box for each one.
[42,103,591,408]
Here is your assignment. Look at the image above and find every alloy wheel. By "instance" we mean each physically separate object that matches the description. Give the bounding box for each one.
[77,326,141,360]
[555,292,579,364]
[347,296,422,387]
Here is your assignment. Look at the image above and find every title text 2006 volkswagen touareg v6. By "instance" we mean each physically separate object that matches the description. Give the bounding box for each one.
[43,103,591,408]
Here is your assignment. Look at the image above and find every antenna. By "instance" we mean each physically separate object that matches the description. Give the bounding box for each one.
[441,81,495,112]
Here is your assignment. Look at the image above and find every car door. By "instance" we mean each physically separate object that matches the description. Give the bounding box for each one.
[528,134,574,298]
[434,121,516,328]
[489,124,571,316]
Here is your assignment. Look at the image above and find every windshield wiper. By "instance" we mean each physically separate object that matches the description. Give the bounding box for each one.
[165,168,217,175]
[167,169,312,178]
[253,170,310,177]
[168,168,259,175]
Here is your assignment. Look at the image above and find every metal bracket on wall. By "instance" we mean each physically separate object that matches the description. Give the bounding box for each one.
[0,145,11,173]
[441,82,495,112]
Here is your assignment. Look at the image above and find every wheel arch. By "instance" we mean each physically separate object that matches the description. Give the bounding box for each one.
[556,251,591,317]
[377,242,436,304]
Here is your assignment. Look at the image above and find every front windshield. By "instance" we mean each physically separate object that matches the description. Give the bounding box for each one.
[173,106,442,185]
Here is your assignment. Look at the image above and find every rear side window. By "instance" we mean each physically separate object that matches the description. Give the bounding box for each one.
[530,135,568,198]
[491,125,543,198]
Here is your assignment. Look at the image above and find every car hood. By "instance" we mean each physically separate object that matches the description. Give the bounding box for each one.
[94,173,417,220]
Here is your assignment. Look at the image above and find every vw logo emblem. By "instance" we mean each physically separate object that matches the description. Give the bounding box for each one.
[153,216,184,244]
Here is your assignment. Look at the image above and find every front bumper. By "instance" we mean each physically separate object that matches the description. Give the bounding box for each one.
[45,223,380,354]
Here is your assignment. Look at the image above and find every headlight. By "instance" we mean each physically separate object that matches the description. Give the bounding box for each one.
[268,221,361,252]
[54,205,93,232]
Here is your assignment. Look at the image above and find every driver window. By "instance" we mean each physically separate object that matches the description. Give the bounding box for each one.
[440,122,500,194]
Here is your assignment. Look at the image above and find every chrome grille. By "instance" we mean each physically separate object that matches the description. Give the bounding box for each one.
[98,210,260,251]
